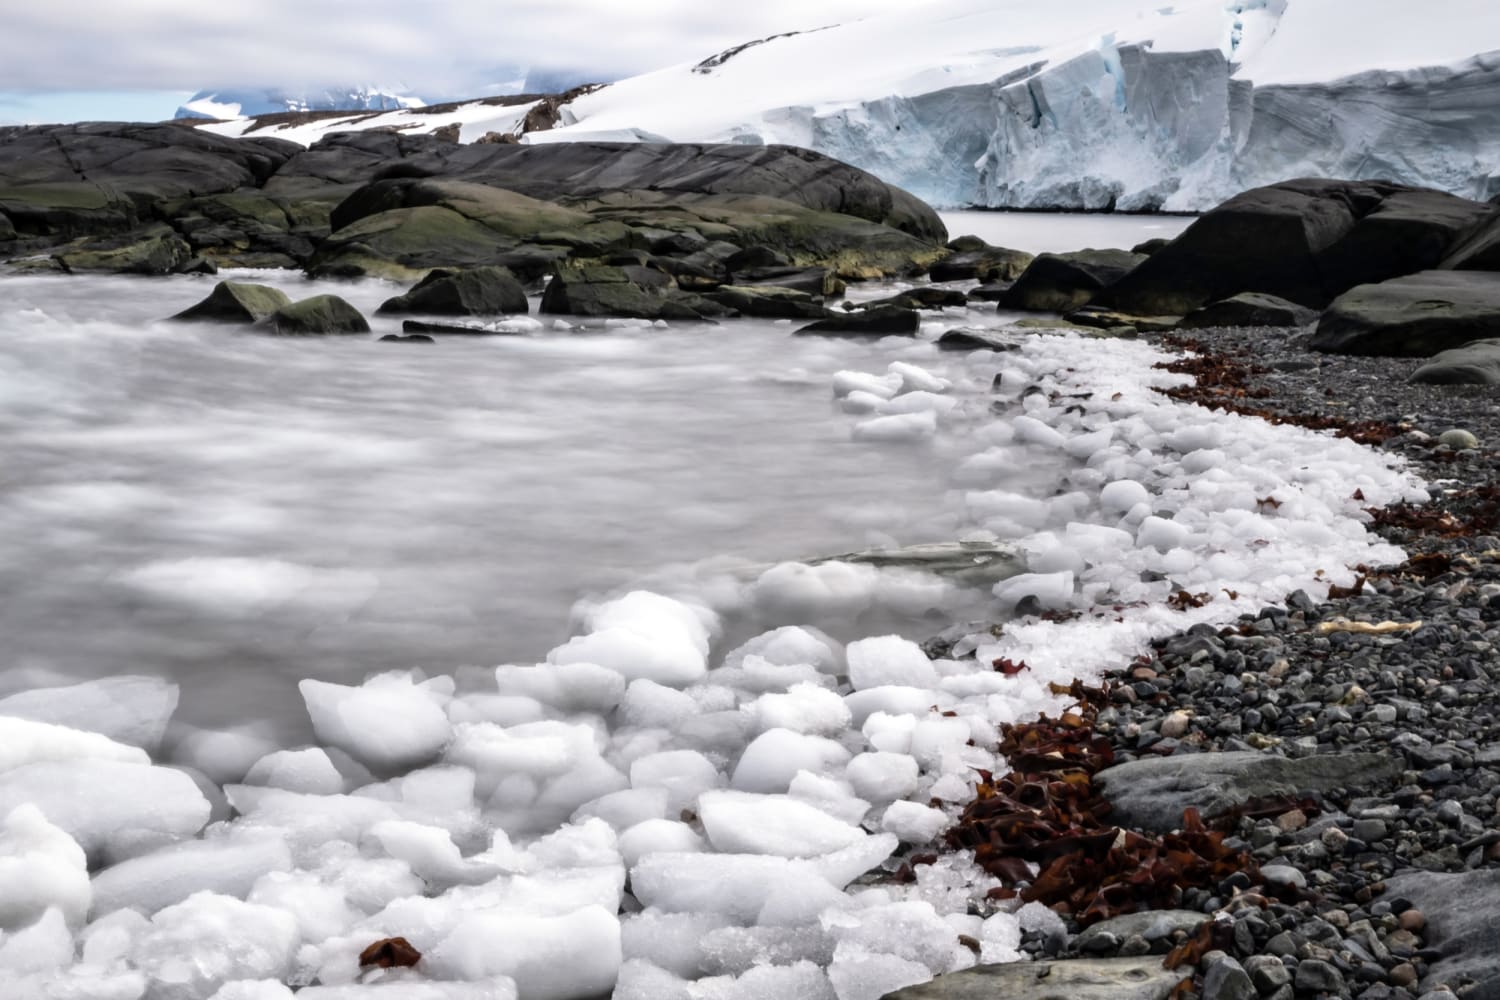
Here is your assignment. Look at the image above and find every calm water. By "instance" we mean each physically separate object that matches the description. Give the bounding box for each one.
[939,211,1194,254]
[0,270,1008,736]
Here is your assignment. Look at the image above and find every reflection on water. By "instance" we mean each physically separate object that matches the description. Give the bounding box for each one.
[0,270,1004,736]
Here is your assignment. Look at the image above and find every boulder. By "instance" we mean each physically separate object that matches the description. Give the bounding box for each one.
[1095,179,1497,315]
[966,283,1012,302]
[55,225,193,275]
[726,245,793,271]
[1384,870,1500,998]
[1131,237,1172,256]
[1094,751,1402,833]
[728,265,845,298]
[377,266,528,316]
[859,287,969,311]
[380,333,435,344]
[170,281,293,323]
[928,245,1034,283]
[1310,271,1500,357]
[1177,292,1320,329]
[999,249,1146,312]
[794,306,920,338]
[1410,338,1500,384]
[706,285,828,319]
[884,957,1183,1000]
[268,295,371,335]
[936,328,1019,352]
[539,264,726,321]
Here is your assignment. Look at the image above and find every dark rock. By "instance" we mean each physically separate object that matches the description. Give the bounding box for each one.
[1000,250,1146,312]
[1293,959,1345,994]
[859,287,970,311]
[1310,271,1500,357]
[379,334,434,344]
[55,225,193,275]
[967,283,1012,302]
[377,266,528,316]
[725,245,791,271]
[729,266,845,298]
[929,246,1034,283]
[1178,292,1320,329]
[169,281,292,323]
[1131,237,1172,256]
[706,285,828,319]
[539,264,725,321]
[1202,953,1257,1000]
[1095,179,1496,315]
[1409,337,1500,385]
[0,212,15,241]
[400,320,522,336]
[937,328,1020,352]
[794,306,921,338]
[268,295,371,335]
[1094,751,1403,833]
[1245,955,1292,994]
[883,957,1184,1000]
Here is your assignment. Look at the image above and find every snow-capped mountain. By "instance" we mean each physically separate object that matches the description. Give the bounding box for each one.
[529,0,1500,211]
[174,87,425,121]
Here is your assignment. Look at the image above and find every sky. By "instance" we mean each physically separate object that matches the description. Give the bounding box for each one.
[0,0,933,124]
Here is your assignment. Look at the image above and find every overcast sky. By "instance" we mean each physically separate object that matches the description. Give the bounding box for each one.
[0,1,932,123]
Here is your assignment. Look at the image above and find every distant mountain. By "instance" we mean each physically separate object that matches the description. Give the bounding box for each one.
[174,87,424,120]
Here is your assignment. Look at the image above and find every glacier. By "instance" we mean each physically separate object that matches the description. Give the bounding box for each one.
[526,0,1500,211]
[175,87,425,121]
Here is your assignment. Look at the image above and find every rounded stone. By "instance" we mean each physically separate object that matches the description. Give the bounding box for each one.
[1438,428,1479,450]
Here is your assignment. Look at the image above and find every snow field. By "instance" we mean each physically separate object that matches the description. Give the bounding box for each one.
[0,328,1427,1000]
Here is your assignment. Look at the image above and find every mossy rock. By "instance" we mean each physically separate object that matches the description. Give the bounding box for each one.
[378,266,528,316]
[171,281,292,323]
[0,182,134,237]
[331,178,588,237]
[56,225,193,275]
[707,285,828,320]
[540,264,726,320]
[308,205,522,280]
[268,295,371,335]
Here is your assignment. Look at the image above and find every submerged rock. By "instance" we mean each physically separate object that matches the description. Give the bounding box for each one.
[815,540,1025,588]
[1311,271,1500,357]
[268,295,371,335]
[170,281,293,323]
[377,265,528,316]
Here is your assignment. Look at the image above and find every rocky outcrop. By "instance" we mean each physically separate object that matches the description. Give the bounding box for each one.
[170,281,292,323]
[1095,180,1497,317]
[268,295,371,335]
[1000,249,1146,313]
[539,264,727,321]
[55,225,194,276]
[377,266,528,316]
[1310,271,1500,357]
[928,241,1033,283]
[1384,870,1500,999]
[1177,292,1320,329]
[1410,338,1500,384]
[705,285,828,319]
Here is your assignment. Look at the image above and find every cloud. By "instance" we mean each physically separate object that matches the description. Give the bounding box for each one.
[0,1,935,96]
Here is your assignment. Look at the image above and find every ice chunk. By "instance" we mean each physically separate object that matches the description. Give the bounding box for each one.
[851,411,937,443]
[1010,415,1065,448]
[631,852,838,921]
[296,982,517,1000]
[1136,515,1189,552]
[722,626,842,676]
[619,909,732,977]
[131,892,298,1000]
[844,753,920,803]
[699,924,836,975]
[0,805,90,931]
[426,905,621,1000]
[0,676,178,751]
[550,617,708,686]
[991,571,1075,612]
[746,683,851,736]
[243,748,345,795]
[889,362,950,394]
[877,392,958,417]
[845,636,938,691]
[840,390,885,415]
[619,679,699,728]
[731,729,852,793]
[0,760,208,864]
[0,716,148,772]
[880,802,949,844]
[494,662,627,714]
[91,832,293,917]
[618,819,706,869]
[207,985,294,1000]
[860,713,917,755]
[628,750,721,813]
[0,906,74,975]
[827,952,931,1000]
[698,791,866,857]
[824,900,962,974]
[168,724,280,785]
[247,871,358,945]
[909,718,971,770]
[572,787,670,832]
[366,820,497,888]
[1100,479,1150,512]
[831,370,901,400]
[299,675,451,773]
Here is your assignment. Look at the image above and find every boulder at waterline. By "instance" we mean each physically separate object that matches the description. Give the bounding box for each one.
[1410,338,1500,384]
[170,281,293,323]
[936,328,1019,352]
[999,249,1146,312]
[400,320,525,337]
[966,283,1012,302]
[1095,179,1498,316]
[539,264,727,321]
[1094,750,1402,833]
[857,287,969,311]
[884,957,1184,1000]
[267,295,371,335]
[794,306,920,338]
[55,225,193,276]
[928,243,1033,283]
[1310,271,1500,357]
[377,266,528,316]
[728,265,844,298]
[380,333,435,344]
[1177,292,1320,329]
[706,285,828,320]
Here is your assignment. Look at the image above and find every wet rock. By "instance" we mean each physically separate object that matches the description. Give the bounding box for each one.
[379,334,434,344]
[1293,958,1345,994]
[539,264,726,321]
[1094,751,1403,833]
[376,265,528,316]
[399,320,523,336]
[1410,340,1500,385]
[1074,910,1206,950]
[937,328,1020,352]
[1202,952,1256,1000]
[268,295,371,335]
[883,957,1184,1000]
[707,285,828,319]
[55,225,193,276]
[928,244,1034,283]
[794,306,921,338]
[169,281,292,323]
[859,286,970,310]
[1311,271,1500,357]
[729,265,845,298]
[1178,292,1320,329]
[1000,249,1146,312]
